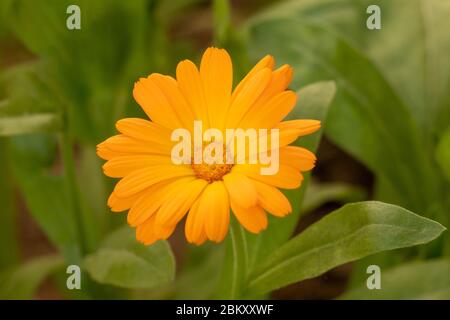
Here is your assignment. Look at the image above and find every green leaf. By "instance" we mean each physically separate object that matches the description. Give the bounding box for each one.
[245,81,336,270]
[302,180,367,213]
[436,127,450,183]
[3,0,162,142]
[9,134,82,264]
[247,0,442,215]
[213,0,231,46]
[340,258,450,300]
[0,63,62,136]
[0,255,64,299]
[83,226,175,289]
[246,201,445,295]
[0,111,61,136]
[216,219,249,299]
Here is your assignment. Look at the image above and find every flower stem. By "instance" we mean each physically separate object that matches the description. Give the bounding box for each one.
[226,218,249,299]
[60,129,87,258]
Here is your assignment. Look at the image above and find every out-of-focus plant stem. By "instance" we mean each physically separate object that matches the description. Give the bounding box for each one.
[227,219,248,299]
[213,0,231,46]
[60,128,86,260]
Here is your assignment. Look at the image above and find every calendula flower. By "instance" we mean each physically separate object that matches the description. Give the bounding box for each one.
[97,47,320,245]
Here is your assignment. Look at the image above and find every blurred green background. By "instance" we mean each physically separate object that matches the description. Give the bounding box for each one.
[0,0,449,299]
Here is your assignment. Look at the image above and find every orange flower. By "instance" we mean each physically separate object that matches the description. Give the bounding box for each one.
[97,47,320,245]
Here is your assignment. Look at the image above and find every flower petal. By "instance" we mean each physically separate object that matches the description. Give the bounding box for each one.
[252,180,292,217]
[280,146,316,171]
[223,172,258,208]
[136,215,176,245]
[226,68,272,127]
[114,165,194,198]
[127,178,194,227]
[133,75,183,129]
[156,178,208,227]
[103,155,173,178]
[185,198,208,245]
[232,54,274,101]
[233,164,303,189]
[176,59,209,126]
[230,200,267,233]
[200,47,232,130]
[241,91,297,129]
[203,181,230,242]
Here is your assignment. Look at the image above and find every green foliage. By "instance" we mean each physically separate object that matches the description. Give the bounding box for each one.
[9,134,82,263]
[436,127,450,183]
[341,258,450,299]
[0,139,18,268]
[302,180,366,213]
[0,255,64,299]
[246,201,445,295]
[0,0,449,300]
[83,227,175,289]
[247,0,450,294]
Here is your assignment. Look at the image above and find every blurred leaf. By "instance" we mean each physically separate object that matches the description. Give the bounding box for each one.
[3,0,163,142]
[0,111,60,136]
[247,0,444,216]
[340,258,450,300]
[245,81,336,270]
[302,180,366,213]
[9,134,82,263]
[0,139,18,268]
[0,63,62,136]
[436,127,450,183]
[0,255,63,299]
[175,245,224,299]
[213,0,231,46]
[83,226,175,289]
[246,201,445,295]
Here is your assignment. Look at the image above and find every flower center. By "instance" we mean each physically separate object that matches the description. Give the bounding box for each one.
[191,162,233,182]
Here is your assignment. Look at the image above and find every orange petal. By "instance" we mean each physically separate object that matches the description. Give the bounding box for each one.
[115,118,173,148]
[156,178,208,227]
[107,191,143,212]
[97,135,169,157]
[280,146,316,171]
[202,181,230,242]
[232,55,275,100]
[136,215,176,245]
[176,59,209,126]
[103,155,173,178]
[200,47,232,130]
[255,64,293,106]
[241,91,297,129]
[252,180,292,217]
[275,120,321,136]
[226,68,272,127]
[230,200,267,234]
[133,75,183,129]
[233,164,303,189]
[150,74,195,131]
[223,172,258,208]
[127,178,193,227]
[185,198,208,245]
[114,165,194,198]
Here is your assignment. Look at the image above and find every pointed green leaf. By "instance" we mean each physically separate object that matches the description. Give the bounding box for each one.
[246,201,445,295]
[340,258,450,300]
[0,255,63,299]
[83,227,175,289]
